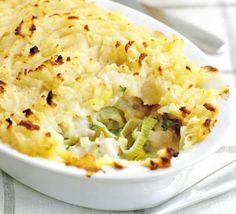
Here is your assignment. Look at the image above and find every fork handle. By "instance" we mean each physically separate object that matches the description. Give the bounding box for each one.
[148,160,236,214]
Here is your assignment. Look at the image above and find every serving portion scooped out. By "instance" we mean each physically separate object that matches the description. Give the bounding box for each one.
[0,0,229,176]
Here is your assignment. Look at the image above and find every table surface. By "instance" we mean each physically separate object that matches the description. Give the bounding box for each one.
[0,0,236,213]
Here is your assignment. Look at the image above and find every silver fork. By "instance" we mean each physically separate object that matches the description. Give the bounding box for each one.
[146,159,236,214]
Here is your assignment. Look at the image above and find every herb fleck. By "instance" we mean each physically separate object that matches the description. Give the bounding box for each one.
[120,85,127,92]
[161,114,177,131]
[109,128,122,136]
[90,124,99,131]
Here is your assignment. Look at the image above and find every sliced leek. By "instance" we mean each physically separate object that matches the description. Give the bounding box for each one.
[97,107,125,129]
[120,118,141,137]
[64,137,80,146]
[120,117,157,160]
[91,118,117,138]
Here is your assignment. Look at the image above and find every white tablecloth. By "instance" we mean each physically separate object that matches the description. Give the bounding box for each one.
[1,0,236,213]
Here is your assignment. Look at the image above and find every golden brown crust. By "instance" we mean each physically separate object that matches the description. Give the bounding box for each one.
[84,25,90,31]
[115,41,121,48]
[45,132,51,137]
[138,53,148,66]
[113,162,126,169]
[179,106,191,117]
[202,65,219,73]
[65,153,101,177]
[203,103,216,112]
[5,118,13,129]
[15,20,24,37]
[125,41,134,52]
[18,120,40,131]
[203,118,211,128]
[46,91,57,107]
[29,24,36,32]
[29,46,40,56]
[55,55,64,65]
[0,0,228,176]
[68,16,79,20]
[22,108,33,117]
[146,148,178,170]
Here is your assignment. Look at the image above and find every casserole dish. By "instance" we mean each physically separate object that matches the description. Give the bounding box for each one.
[0,0,231,210]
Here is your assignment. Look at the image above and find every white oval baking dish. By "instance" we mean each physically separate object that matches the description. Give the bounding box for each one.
[0,0,231,211]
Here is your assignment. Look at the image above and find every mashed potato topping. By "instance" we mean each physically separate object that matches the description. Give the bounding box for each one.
[0,0,228,175]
